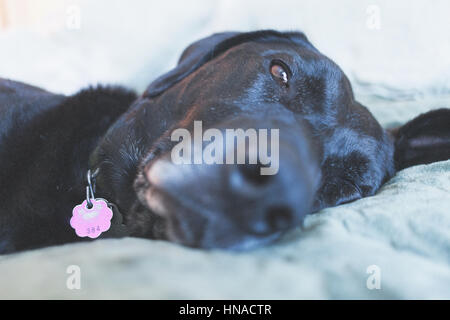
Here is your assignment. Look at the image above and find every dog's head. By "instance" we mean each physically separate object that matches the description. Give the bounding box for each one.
[89,30,420,249]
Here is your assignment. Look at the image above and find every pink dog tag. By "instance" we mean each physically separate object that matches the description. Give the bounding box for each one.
[70,199,113,238]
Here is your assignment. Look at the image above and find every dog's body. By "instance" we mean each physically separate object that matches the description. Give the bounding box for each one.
[1,30,449,253]
[0,80,137,252]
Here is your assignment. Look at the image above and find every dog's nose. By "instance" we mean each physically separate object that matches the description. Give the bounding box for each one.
[216,118,320,236]
[227,149,317,236]
[237,163,273,186]
[238,196,296,235]
[266,206,295,230]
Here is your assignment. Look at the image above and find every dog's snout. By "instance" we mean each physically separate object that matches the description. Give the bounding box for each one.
[141,115,321,249]
[266,206,295,233]
[243,205,295,236]
[230,156,315,237]
[237,163,273,186]
[228,161,301,235]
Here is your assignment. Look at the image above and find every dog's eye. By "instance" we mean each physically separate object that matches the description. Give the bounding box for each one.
[270,62,289,85]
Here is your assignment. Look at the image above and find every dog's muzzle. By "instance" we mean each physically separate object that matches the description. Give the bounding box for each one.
[137,115,321,250]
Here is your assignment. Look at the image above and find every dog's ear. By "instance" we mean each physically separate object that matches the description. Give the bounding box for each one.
[391,108,450,170]
[284,31,320,53]
[177,32,240,65]
[143,32,239,98]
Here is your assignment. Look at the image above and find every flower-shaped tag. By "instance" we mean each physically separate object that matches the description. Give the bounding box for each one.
[70,199,113,238]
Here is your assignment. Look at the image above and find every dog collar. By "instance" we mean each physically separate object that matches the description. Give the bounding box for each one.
[69,169,130,239]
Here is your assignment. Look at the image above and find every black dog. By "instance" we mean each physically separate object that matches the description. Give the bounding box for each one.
[1,30,449,253]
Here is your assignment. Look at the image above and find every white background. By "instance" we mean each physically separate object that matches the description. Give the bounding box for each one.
[0,0,449,96]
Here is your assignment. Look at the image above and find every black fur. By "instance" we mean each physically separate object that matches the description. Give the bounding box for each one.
[0,79,136,253]
[1,30,449,253]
